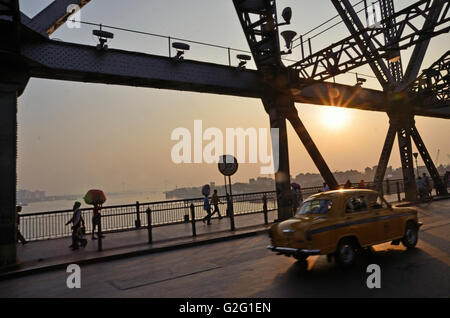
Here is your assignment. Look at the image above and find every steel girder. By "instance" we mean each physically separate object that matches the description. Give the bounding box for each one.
[21,38,264,98]
[331,0,394,87]
[22,0,91,36]
[289,0,450,86]
[373,124,397,192]
[264,100,293,220]
[233,0,340,220]
[400,0,448,91]
[409,125,448,195]
[380,0,404,83]
[372,0,403,192]
[233,0,282,70]
[411,50,450,102]
[0,0,21,267]
[394,118,418,202]
[287,114,339,190]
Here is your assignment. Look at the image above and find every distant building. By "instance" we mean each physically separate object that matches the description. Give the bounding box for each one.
[17,189,47,203]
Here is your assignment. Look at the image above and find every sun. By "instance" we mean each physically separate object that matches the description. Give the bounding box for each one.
[320,107,349,129]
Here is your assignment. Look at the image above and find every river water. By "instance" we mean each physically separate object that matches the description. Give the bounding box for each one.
[20,191,168,214]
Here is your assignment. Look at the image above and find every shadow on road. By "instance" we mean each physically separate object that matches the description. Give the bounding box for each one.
[254,244,449,298]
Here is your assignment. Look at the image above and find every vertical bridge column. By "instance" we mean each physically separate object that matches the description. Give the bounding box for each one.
[0,87,18,267]
[0,0,23,268]
[390,115,417,202]
[263,96,293,221]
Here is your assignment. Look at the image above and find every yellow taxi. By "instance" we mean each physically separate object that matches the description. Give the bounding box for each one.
[268,189,422,267]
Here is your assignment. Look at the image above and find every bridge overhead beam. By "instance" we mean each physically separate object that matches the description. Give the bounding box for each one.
[22,39,264,98]
[290,82,388,112]
[21,37,409,114]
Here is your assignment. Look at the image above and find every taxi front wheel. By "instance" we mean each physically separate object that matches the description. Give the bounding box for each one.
[335,238,357,268]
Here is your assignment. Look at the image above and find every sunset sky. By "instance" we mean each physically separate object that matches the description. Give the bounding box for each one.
[18,0,450,195]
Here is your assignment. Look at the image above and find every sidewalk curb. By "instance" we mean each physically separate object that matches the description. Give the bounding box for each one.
[0,226,270,281]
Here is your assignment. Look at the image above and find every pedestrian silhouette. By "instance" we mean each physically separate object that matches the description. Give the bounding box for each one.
[16,206,27,245]
[66,201,87,250]
[210,189,223,219]
[202,194,212,225]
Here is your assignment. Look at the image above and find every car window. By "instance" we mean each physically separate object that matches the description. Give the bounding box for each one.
[345,196,368,213]
[368,194,388,209]
[297,199,332,216]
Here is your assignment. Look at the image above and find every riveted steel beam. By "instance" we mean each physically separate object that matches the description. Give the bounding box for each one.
[25,0,92,36]
[331,0,394,88]
[373,124,397,192]
[390,115,418,201]
[400,0,448,91]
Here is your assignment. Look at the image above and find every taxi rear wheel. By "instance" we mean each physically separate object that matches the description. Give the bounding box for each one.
[402,222,418,249]
[335,238,357,268]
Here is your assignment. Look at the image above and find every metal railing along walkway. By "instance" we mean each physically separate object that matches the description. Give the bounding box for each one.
[18,178,414,242]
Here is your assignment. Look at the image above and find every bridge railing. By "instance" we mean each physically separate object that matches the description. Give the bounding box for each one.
[18,190,278,242]
[18,179,414,242]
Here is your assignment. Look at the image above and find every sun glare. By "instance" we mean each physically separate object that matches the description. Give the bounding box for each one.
[321,107,349,129]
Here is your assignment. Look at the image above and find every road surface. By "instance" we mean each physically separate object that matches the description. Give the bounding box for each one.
[1,200,449,297]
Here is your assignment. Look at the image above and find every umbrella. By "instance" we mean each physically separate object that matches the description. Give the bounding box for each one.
[202,184,211,196]
[84,189,106,205]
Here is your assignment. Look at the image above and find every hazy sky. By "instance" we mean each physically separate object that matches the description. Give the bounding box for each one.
[18,0,450,195]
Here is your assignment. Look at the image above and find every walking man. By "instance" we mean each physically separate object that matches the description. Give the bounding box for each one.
[422,173,432,197]
[202,193,212,225]
[66,201,84,250]
[91,203,105,240]
[321,182,330,192]
[210,190,222,219]
[16,206,27,245]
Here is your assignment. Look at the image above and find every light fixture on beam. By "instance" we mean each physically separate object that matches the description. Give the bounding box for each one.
[355,73,367,87]
[384,49,401,63]
[277,7,292,26]
[280,30,297,55]
[93,27,114,51]
[172,42,190,61]
[236,54,252,70]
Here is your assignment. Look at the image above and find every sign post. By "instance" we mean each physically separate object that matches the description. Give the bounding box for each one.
[218,155,238,230]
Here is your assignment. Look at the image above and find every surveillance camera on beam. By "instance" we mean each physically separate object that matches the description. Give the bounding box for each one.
[93,29,114,51]
[172,42,190,62]
[236,54,251,70]
[277,7,292,27]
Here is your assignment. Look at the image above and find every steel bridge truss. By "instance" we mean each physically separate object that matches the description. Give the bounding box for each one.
[289,0,449,89]
[0,0,449,267]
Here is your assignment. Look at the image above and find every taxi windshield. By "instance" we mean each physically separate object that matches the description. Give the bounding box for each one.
[297,199,332,216]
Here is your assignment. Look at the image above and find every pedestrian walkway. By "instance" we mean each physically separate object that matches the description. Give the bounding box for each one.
[3,191,442,280]
[1,211,278,279]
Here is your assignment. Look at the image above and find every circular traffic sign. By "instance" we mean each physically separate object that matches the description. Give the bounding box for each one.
[218,155,238,176]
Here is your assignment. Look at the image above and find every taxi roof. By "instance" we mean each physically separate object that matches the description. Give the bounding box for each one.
[308,188,378,200]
